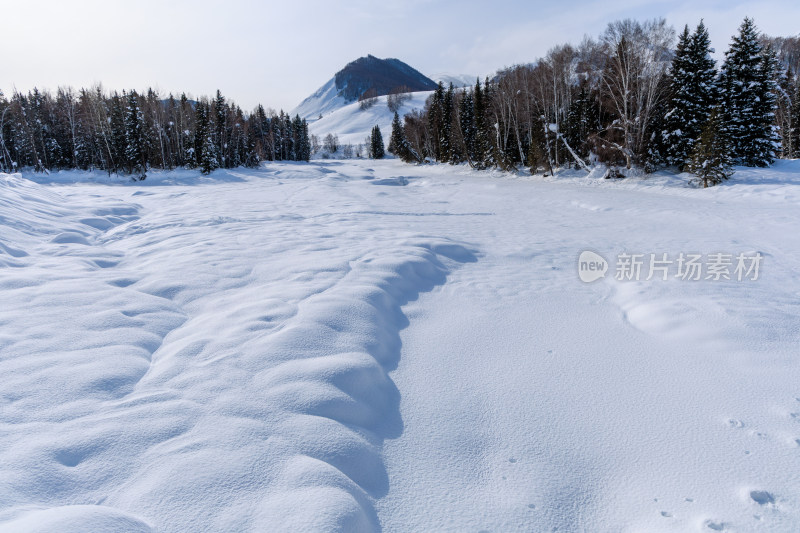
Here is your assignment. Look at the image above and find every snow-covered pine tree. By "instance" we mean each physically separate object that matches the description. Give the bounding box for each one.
[200,131,219,174]
[752,45,783,164]
[108,93,126,173]
[213,90,227,167]
[663,25,691,165]
[0,90,14,172]
[441,83,454,163]
[178,93,194,166]
[686,107,733,187]
[473,78,492,169]
[427,82,445,161]
[664,21,717,169]
[564,82,598,161]
[792,77,800,157]
[718,18,780,166]
[195,102,218,174]
[458,89,477,165]
[124,91,146,179]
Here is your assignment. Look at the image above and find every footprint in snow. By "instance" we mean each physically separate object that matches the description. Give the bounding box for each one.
[727,418,745,429]
[660,511,672,518]
[509,458,517,463]
[750,490,775,505]
[704,519,727,531]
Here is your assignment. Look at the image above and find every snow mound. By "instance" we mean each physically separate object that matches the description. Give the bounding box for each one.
[2,506,153,533]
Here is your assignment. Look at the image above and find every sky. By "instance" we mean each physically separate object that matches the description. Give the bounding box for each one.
[4,0,800,112]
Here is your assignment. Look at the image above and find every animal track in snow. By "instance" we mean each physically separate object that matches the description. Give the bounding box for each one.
[726,418,745,429]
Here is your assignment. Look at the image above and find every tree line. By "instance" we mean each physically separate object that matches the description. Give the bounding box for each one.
[0,87,311,179]
[389,18,800,185]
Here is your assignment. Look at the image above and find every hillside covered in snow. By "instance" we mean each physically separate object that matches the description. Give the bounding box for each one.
[308,91,432,148]
[291,55,437,121]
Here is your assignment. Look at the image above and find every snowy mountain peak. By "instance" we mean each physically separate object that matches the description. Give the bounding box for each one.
[430,73,478,88]
[291,55,437,120]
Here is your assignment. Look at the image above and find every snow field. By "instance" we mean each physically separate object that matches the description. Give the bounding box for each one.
[2,159,800,531]
[0,166,475,531]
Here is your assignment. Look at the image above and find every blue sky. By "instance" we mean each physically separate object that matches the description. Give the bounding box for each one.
[4,0,799,112]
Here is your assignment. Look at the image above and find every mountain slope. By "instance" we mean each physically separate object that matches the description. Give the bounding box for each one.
[308,91,432,149]
[292,55,437,120]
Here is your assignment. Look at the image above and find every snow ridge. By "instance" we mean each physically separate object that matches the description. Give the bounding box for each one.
[253,239,477,531]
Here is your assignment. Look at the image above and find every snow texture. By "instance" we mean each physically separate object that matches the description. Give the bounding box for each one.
[2,159,800,532]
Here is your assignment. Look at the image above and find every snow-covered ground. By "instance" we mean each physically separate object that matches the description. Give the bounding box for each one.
[2,160,800,532]
[308,92,432,148]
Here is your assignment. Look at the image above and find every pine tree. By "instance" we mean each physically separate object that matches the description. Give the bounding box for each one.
[370,125,384,159]
[441,83,454,162]
[388,111,418,163]
[201,132,219,174]
[124,91,146,179]
[792,78,800,157]
[458,89,477,165]
[473,78,492,169]
[664,21,718,169]
[718,18,779,166]
[528,115,550,175]
[564,82,598,161]
[752,45,782,165]
[291,114,310,161]
[213,90,227,167]
[0,90,12,172]
[686,107,733,187]
[195,102,218,174]
[427,82,445,161]
[108,93,126,172]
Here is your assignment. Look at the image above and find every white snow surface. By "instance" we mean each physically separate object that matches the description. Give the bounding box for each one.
[308,92,432,149]
[2,160,800,532]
